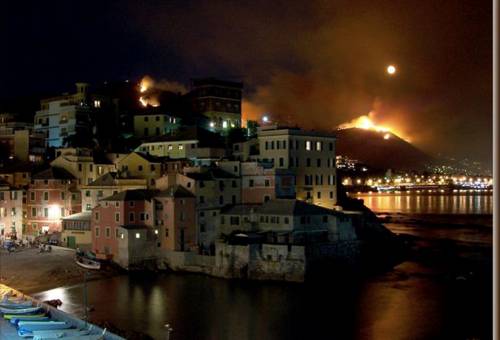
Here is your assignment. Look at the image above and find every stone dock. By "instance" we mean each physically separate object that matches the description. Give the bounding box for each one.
[0,284,124,339]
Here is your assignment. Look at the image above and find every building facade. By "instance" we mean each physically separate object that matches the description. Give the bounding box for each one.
[26,167,81,236]
[191,78,243,132]
[257,126,338,208]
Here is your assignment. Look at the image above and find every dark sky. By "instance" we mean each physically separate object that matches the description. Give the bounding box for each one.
[1,0,492,167]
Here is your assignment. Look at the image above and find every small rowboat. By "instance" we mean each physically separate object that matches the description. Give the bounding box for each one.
[0,301,33,308]
[17,320,71,331]
[0,306,42,314]
[4,313,46,320]
[11,316,50,325]
[20,328,91,338]
[76,256,101,270]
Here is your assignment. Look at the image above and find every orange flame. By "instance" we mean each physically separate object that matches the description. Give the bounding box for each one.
[338,112,392,133]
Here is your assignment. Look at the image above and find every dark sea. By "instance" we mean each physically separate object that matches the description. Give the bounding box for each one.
[35,193,493,340]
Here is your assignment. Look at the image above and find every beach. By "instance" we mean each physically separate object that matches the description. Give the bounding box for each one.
[0,246,119,294]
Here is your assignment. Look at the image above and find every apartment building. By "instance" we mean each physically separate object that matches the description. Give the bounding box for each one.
[26,167,81,236]
[51,148,116,187]
[257,126,337,208]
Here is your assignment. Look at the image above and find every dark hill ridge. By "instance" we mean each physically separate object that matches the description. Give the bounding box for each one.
[335,128,435,171]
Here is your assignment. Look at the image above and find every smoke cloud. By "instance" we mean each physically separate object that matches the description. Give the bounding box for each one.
[127,0,492,167]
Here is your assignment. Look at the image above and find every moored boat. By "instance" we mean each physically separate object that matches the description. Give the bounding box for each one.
[20,327,92,338]
[11,316,49,325]
[0,300,33,308]
[4,313,45,320]
[76,256,101,270]
[17,320,71,331]
[0,306,42,314]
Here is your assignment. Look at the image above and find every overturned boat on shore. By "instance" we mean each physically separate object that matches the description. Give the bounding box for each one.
[76,256,101,270]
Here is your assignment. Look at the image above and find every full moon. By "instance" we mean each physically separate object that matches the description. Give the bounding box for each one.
[387,65,396,75]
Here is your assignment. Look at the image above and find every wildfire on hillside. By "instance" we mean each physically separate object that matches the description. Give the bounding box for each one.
[137,75,188,108]
[337,111,410,142]
[138,76,159,107]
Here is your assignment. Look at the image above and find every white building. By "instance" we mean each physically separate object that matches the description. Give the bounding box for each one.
[257,126,338,208]
[34,83,97,147]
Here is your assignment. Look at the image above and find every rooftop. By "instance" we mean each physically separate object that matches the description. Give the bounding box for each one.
[156,185,195,198]
[184,168,238,181]
[101,189,157,202]
[62,211,92,221]
[220,204,260,215]
[256,199,336,216]
[32,167,75,180]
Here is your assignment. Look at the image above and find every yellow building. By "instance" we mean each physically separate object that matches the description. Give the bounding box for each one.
[61,211,92,249]
[257,126,338,208]
[116,152,164,188]
[133,112,180,139]
[51,148,116,187]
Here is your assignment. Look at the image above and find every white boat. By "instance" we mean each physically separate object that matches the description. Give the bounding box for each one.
[76,256,101,270]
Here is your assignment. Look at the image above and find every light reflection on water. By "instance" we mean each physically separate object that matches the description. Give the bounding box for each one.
[350,193,492,214]
[32,193,492,340]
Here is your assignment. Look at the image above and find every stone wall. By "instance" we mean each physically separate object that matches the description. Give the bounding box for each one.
[158,249,215,273]
[213,242,306,282]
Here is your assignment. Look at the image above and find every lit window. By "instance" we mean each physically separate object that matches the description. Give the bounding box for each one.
[316,141,322,151]
[222,121,228,128]
[179,145,184,150]
[135,233,140,239]
[306,141,311,150]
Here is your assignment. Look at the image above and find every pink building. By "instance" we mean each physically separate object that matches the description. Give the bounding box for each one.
[91,186,196,262]
[155,185,196,252]
[26,167,81,236]
[91,189,155,259]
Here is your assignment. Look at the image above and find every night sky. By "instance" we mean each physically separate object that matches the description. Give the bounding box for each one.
[1,0,492,168]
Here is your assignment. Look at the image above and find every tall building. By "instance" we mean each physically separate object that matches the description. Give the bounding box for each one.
[190,78,243,132]
[257,126,337,208]
[34,83,101,147]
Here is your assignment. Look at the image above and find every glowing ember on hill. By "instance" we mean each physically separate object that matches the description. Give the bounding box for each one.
[338,112,391,133]
[337,112,409,142]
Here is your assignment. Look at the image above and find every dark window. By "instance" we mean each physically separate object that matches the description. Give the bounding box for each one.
[306,158,311,167]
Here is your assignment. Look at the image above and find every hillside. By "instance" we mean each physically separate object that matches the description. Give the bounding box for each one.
[335,128,435,171]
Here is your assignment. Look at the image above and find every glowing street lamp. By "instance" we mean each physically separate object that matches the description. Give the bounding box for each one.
[262,115,269,123]
[387,65,397,75]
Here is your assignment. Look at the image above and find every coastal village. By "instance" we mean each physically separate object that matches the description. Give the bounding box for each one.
[1,78,398,282]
